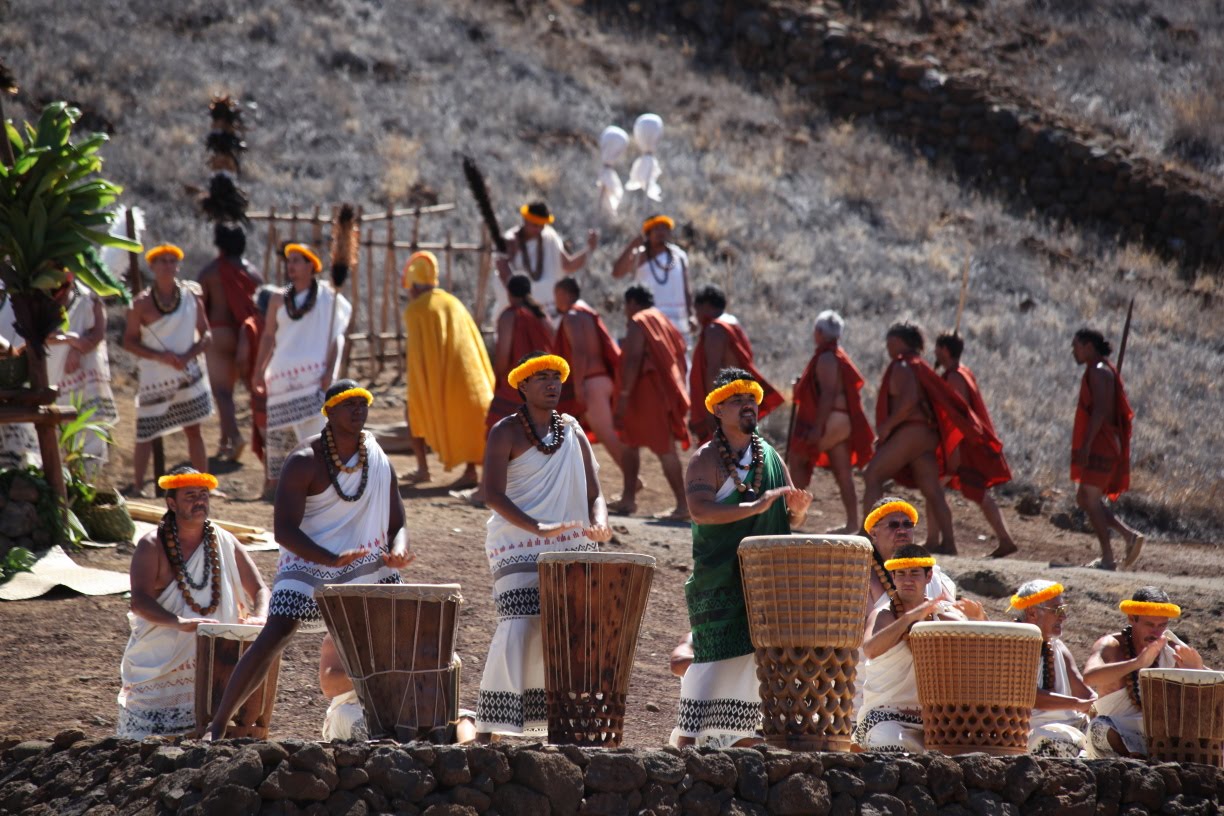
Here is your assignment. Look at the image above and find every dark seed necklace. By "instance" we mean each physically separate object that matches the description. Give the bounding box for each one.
[1122,625,1144,710]
[873,548,904,614]
[151,282,182,316]
[323,424,369,502]
[516,230,545,282]
[714,426,763,501]
[159,514,221,616]
[519,407,564,455]
[646,245,675,286]
[1040,641,1056,691]
[282,279,318,321]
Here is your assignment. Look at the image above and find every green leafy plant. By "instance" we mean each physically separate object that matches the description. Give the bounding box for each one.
[0,545,35,583]
[58,395,112,505]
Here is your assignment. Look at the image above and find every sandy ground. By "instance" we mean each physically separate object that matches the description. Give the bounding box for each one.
[1,372,1222,748]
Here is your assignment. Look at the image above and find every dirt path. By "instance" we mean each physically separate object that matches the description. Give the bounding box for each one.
[1,380,1221,747]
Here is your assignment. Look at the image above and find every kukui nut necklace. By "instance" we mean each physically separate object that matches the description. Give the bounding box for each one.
[872,550,904,615]
[519,407,564,455]
[323,424,369,502]
[1122,625,1144,710]
[159,514,221,616]
[151,281,182,316]
[714,426,763,501]
[646,245,676,286]
[516,230,545,282]
[1040,641,1056,691]
[282,279,318,320]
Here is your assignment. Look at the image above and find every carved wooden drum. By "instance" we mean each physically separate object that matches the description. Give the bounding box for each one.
[317,583,463,740]
[1140,667,1224,766]
[738,534,874,750]
[537,551,655,746]
[910,620,1043,755]
[194,623,280,739]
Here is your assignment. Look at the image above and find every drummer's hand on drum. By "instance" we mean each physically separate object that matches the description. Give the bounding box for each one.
[176,616,220,633]
[241,615,267,626]
[584,523,613,543]
[905,597,943,623]
[953,598,987,621]
[332,550,366,569]
[384,547,416,569]
[1136,635,1169,669]
[1173,642,1205,670]
[785,488,813,518]
[753,487,795,512]
[536,520,586,538]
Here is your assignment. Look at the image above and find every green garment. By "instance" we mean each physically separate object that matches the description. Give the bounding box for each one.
[685,440,791,664]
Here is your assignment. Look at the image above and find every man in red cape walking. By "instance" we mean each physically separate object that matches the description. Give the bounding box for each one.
[862,322,1008,555]
[688,285,782,444]
[554,278,624,469]
[934,332,1017,558]
[1071,328,1143,571]
[789,310,874,533]
[486,275,555,432]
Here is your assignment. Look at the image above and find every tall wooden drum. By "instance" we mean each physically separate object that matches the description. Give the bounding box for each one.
[537,551,655,746]
[194,623,280,739]
[738,535,874,750]
[317,583,463,740]
[1140,668,1224,766]
[909,621,1043,755]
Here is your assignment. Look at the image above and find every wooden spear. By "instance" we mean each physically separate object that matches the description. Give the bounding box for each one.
[1116,297,1135,375]
[953,255,971,335]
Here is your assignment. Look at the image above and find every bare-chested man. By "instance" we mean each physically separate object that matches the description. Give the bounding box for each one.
[554,278,625,473]
[789,311,874,533]
[197,225,262,461]
[1071,328,1143,571]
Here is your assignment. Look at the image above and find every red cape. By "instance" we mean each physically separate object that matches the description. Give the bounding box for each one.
[877,352,1006,496]
[1070,360,1133,499]
[485,306,554,430]
[556,301,621,421]
[942,363,1012,501]
[240,315,267,463]
[688,317,783,442]
[792,342,874,469]
[217,256,259,328]
[621,307,690,453]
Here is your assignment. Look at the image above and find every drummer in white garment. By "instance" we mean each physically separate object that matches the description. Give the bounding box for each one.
[1009,580,1096,756]
[612,214,694,341]
[475,352,613,742]
[493,201,598,323]
[1082,586,1206,758]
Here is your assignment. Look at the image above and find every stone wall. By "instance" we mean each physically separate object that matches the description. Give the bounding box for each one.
[584,0,1224,270]
[3,731,1223,815]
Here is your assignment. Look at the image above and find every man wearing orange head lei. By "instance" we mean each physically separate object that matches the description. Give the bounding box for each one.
[118,466,268,737]
[1083,586,1207,758]
[613,214,694,340]
[122,245,214,496]
[253,243,352,497]
[492,201,598,323]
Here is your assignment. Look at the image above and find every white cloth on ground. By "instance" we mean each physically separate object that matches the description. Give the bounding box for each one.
[1086,643,1176,758]
[1029,637,1088,757]
[267,435,400,633]
[135,283,213,442]
[493,225,564,322]
[476,414,596,737]
[264,283,351,479]
[116,526,250,738]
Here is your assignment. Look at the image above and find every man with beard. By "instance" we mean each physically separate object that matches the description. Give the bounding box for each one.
[671,368,812,748]
[206,380,414,739]
[476,353,612,741]
[1009,580,1096,757]
[1070,328,1144,570]
[118,466,268,738]
[1083,586,1206,758]
[612,214,694,340]
[197,225,262,461]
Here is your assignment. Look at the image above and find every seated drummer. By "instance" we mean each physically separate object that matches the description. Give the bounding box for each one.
[118,467,269,738]
[1010,580,1096,757]
[853,545,984,752]
[1083,586,1206,758]
[318,633,476,743]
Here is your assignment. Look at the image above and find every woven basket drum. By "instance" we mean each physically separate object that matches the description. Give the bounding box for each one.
[194,623,280,739]
[1140,668,1224,766]
[737,534,873,751]
[537,551,656,746]
[909,621,1043,755]
[316,583,463,740]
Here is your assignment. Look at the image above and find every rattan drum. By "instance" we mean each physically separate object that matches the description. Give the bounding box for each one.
[537,551,655,746]
[1140,668,1224,766]
[909,620,1043,755]
[317,583,463,740]
[194,623,280,739]
[738,534,874,751]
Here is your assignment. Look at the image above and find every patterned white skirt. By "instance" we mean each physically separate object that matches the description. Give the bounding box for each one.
[669,653,762,748]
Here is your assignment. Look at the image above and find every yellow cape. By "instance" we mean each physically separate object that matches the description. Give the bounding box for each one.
[404,289,495,469]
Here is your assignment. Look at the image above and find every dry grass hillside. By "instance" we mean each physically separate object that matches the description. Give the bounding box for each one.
[3,0,1222,539]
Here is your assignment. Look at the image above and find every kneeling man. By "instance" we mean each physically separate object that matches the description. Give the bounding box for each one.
[118,467,269,737]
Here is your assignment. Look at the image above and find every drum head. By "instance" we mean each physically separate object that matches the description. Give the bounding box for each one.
[537,551,656,567]
[739,534,872,552]
[911,620,1043,640]
[1141,668,1224,685]
[316,583,463,603]
[196,623,263,640]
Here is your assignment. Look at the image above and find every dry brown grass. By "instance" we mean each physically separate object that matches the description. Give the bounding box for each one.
[2,0,1221,539]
